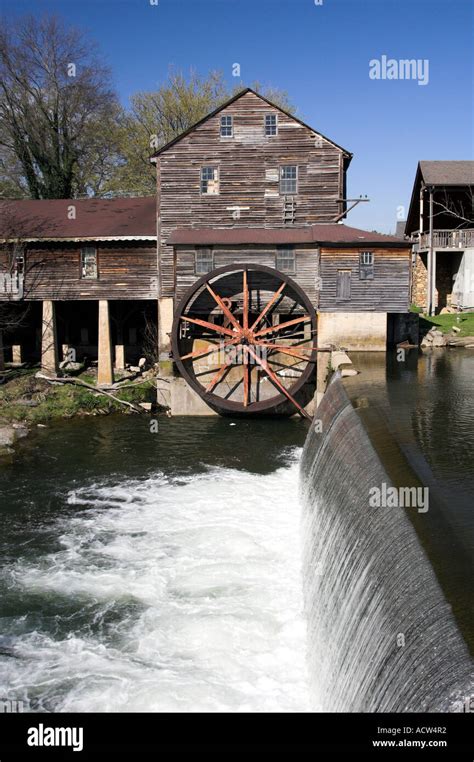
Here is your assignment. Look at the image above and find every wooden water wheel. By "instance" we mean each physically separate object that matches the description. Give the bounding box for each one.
[171,263,318,418]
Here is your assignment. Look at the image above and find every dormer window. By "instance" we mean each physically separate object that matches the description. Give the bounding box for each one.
[200,166,219,195]
[220,115,233,137]
[265,114,278,136]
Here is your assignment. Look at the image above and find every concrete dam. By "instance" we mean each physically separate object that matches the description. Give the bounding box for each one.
[300,363,473,712]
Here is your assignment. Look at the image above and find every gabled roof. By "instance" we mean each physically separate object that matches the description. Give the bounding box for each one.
[405,161,474,235]
[167,224,409,247]
[0,196,156,241]
[150,87,352,162]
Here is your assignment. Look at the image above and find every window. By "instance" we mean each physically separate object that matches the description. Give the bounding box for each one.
[359,251,374,280]
[195,247,214,275]
[336,269,351,300]
[220,115,233,137]
[280,165,297,194]
[276,246,296,274]
[265,114,278,136]
[200,166,219,195]
[81,246,97,279]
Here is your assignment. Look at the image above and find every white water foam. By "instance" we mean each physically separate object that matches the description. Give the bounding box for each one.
[1,453,311,712]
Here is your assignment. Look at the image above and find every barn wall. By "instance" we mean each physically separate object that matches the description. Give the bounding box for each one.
[174,244,320,305]
[0,242,158,301]
[159,91,347,297]
[319,247,411,313]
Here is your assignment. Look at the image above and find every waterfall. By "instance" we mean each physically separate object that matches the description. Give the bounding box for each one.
[300,375,473,712]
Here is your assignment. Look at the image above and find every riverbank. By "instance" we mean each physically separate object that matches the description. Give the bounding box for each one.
[0,367,157,458]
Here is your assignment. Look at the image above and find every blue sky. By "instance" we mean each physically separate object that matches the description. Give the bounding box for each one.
[3,0,473,232]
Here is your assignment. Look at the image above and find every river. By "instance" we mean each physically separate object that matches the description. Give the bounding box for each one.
[0,348,472,712]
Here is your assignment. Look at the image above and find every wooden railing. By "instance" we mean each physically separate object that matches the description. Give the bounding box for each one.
[0,272,24,299]
[418,229,474,250]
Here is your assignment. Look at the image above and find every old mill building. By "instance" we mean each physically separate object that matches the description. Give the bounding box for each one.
[0,89,413,415]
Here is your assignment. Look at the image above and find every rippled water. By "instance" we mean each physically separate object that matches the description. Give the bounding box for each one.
[0,418,311,712]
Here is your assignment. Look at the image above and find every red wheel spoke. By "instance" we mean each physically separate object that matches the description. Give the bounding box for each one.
[255,341,317,362]
[205,284,242,331]
[250,281,286,331]
[180,336,239,361]
[180,315,236,338]
[206,362,231,392]
[254,315,310,338]
[243,346,249,407]
[243,269,249,331]
[245,346,312,420]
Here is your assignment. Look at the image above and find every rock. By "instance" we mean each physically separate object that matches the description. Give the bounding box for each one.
[139,402,152,412]
[0,426,16,448]
[465,344,474,348]
[129,366,140,373]
[420,336,433,348]
[14,399,39,407]
[440,306,456,314]
[452,326,461,333]
[59,360,83,372]
[432,335,447,347]
[138,357,147,369]
[37,423,47,428]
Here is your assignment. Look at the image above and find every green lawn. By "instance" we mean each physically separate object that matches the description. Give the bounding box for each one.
[419,312,474,337]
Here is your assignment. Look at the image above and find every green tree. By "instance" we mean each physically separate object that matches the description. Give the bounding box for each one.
[0,15,121,199]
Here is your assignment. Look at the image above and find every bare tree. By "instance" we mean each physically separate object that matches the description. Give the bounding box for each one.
[0,14,121,199]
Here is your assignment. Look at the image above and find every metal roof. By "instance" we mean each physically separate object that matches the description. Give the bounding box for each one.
[0,196,156,240]
[167,224,409,247]
[419,161,474,186]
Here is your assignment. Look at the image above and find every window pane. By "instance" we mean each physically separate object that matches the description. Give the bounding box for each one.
[81,247,97,279]
[201,167,219,194]
[196,248,214,274]
[276,247,295,273]
[265,114,277,136]
[359,252,374,280]
[220,115,232,136]
[280,166,297,194]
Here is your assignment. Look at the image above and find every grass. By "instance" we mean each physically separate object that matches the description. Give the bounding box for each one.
[419,312,474,337]
[0,368,156,425]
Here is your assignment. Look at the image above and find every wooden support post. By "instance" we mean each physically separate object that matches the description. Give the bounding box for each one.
[427,187,435,316]
[98,300,114,386]
[0,331,5,372]
[12,345,22,364]
[158,297,174,359]
[115,345,125,370]
[41,300,59,376]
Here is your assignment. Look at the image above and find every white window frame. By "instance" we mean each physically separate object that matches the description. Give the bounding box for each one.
[200,166,220,195]
[265,113,278,137]
[280,165,298,195]
[220,115,233,138]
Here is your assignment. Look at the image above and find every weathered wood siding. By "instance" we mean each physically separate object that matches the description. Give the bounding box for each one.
[175,245,320,306]
[319,247,411,312]
[159,91,347,297]
[0,242,158,301]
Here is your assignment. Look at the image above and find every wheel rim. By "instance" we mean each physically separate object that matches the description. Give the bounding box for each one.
[171,263,317,417]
